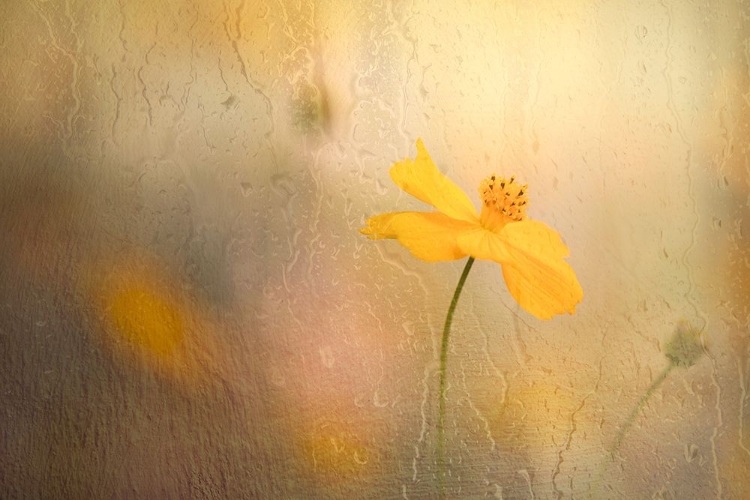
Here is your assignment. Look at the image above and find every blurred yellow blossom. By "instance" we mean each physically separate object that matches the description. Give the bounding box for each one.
[107,282,184,356]
[87,253,222,384]
[302,426,370,477]
[361,139,583,320]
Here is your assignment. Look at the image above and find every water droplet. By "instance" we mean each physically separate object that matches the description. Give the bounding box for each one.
[319,346,335,368]
[270,366,286,387]
[374,179,388,196]
[221,94,238,109]
[684,443,699,463]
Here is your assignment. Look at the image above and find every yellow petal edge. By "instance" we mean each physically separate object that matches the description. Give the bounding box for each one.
[389,139,478,223]
[361,212,475,262]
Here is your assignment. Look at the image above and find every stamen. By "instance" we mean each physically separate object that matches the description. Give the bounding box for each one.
[478,174,529,223]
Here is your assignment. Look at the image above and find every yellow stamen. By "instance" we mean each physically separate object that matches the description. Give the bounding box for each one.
[479,174,529,231]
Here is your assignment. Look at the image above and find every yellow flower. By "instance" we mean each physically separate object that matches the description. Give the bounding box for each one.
[361,139,583,320]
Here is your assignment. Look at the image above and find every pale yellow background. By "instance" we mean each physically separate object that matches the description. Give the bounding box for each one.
[1,0,748,498]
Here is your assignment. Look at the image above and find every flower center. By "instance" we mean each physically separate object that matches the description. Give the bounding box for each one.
[478,174,528,231]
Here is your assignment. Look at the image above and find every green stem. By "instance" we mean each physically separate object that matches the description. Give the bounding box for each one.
[438,256,475,498]
[592,362,675,498]
[610,363,675,456]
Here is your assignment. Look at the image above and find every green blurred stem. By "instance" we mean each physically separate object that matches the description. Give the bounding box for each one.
[438,256,475,498]
[592,361,676,499]
[610,362,675,456]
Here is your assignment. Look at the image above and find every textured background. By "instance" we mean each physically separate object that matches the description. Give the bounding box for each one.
[1,0,748,498]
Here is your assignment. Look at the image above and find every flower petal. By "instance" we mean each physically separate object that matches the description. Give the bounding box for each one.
[499,220,583,319]
[389,139,478,223]
[455,226,513,263]
[360,211,476,262]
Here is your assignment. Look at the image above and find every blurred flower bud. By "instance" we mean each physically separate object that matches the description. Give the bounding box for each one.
[664,321,705,368]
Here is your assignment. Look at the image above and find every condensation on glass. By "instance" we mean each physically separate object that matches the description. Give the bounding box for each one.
[0,1,748,498]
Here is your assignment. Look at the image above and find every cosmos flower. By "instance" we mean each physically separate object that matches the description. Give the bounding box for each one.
[361,139,583,319]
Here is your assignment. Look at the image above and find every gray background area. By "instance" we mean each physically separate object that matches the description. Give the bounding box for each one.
[1,0,748,498]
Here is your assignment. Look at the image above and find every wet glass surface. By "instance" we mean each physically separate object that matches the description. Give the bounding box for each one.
[1,1,749,498]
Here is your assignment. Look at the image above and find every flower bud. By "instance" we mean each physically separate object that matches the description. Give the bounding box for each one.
[664,321,705,368]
